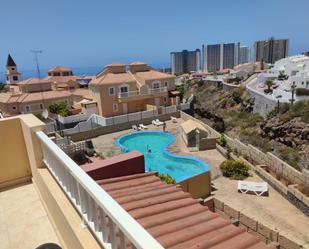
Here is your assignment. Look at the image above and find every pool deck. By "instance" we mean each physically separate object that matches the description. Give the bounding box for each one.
[91,118,226,179]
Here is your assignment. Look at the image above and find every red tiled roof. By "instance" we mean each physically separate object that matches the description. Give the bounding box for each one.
[48,66,73,73]
[43,75,78,84]
[134,70,175,80]
[97,172,274,249]
[91,72,136,85]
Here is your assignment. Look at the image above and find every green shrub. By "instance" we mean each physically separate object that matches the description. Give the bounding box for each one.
[220,160,250,180]
[48,102,69,116]
[159,173,176,184]
[218,133,227,147]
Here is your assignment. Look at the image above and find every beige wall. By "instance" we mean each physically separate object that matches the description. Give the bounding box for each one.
[91,82,172,117]
[0,117,32,189]
[19,83,52,93]
[179,171,211,198]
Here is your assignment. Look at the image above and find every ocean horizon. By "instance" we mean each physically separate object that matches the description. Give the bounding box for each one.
[0,62,170,82]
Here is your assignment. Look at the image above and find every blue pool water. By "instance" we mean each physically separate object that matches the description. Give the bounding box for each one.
[115,131,209,182]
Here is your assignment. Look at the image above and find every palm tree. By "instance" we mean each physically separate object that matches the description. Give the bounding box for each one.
[265,80,274,92]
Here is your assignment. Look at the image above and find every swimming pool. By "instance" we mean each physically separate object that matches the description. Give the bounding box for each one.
[115,131,209,182]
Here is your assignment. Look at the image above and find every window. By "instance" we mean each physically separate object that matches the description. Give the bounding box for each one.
[25,106,30,113]
[163,96,167,103]
[113,103,118,112]
[302,82,304,85]
[164,81,168,87]
[153,82,160,89]
[120,85,128,93]
[13,76,18,81]
[39,103,44,110]
[109,87,115,96]
[12,106,16,110]
[11,68,15,71]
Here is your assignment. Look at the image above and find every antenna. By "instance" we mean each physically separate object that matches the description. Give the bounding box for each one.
[30,50,48,119]
[30,50,42,79]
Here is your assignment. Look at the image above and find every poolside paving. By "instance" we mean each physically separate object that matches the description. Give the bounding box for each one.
[91,118,226,179]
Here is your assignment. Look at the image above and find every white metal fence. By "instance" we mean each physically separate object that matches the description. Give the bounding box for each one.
[62,103,191,136]
[37,131,163,249]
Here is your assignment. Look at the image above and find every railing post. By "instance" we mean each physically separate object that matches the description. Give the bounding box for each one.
[109,217,117,249]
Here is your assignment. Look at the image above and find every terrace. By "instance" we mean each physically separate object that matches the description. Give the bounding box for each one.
[1,113,307,249]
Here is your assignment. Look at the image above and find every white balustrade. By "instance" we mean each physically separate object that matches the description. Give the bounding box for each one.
[118,90,140,98]
[148,87,167,94]
[36,131,163,249]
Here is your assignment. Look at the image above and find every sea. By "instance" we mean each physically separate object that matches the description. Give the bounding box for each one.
[0,62,170,82]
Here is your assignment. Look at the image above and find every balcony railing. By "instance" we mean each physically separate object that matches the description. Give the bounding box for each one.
[148,87,167,95]
[117,87,167,99]
[36,131,163,249]
[117,90,140,98]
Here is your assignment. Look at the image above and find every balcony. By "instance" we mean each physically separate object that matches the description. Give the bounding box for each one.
[0,114,163,249]
[117,87,167,99]
[117,90,139,98]
[148,87,167,95]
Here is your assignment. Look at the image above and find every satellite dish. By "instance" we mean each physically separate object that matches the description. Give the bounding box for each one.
[42,109,49,119]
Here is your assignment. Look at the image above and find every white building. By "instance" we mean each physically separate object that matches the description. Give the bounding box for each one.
[247,55,309,116]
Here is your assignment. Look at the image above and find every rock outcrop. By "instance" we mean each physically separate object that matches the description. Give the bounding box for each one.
[260,117,309,148]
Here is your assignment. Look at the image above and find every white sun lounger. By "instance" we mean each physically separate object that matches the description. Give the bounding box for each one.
[152,119,163,126]
[139,124,148,130]
[132,125,140,131]
[237,180,268,196]
[155,119,164,126]
[171,116,177,123]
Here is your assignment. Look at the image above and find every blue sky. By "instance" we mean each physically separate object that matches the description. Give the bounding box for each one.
[1,0,308,71]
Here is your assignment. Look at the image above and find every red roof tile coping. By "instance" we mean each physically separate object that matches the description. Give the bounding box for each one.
[91,172,275,249]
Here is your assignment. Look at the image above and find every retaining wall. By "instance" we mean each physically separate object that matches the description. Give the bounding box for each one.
[203,197,308,249]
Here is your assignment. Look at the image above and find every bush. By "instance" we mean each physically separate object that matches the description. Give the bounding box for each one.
[159,173,176,184]
[48,102,69,116]
[218,133,227,147]
[220,160,250,180]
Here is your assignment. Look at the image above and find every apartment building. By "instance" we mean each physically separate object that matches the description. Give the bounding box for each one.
[170,49,201,74]
[202,43,240,72]
[254,38,289,64]
[240,46,250,64]
[89,62,177,117]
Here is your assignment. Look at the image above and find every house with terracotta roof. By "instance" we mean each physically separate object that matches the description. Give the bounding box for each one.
[90,62,179,117]
[0,83,94,117]
[44,65,79,90]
